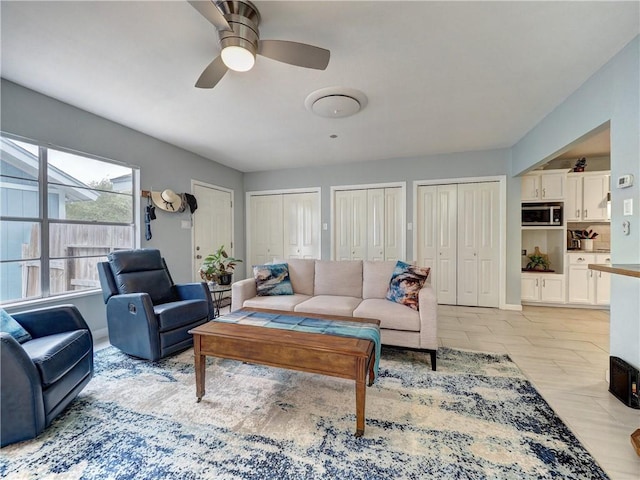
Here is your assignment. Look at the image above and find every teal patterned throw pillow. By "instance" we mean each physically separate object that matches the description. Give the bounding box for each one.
[1,308,32,343]
[253,263,294,296]
[385,261,431,311]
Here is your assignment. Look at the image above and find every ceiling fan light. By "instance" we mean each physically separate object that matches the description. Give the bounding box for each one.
[221,45,255,72]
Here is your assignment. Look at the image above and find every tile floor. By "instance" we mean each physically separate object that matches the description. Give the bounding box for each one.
[438,304,640,480]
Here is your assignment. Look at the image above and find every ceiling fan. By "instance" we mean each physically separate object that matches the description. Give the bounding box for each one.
[188,0,330,89]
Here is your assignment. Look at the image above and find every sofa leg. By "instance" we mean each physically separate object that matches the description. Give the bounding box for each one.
[429,350,437,371]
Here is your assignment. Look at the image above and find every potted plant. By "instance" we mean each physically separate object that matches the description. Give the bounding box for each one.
[199,245,242,285]
[525,250,551,271]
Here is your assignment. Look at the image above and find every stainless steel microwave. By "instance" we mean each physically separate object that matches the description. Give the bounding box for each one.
[522,204,562,226]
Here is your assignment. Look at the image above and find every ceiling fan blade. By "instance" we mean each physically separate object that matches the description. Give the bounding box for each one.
[188,0,231,31]
[195,55,228,89]
[258,40,330,70]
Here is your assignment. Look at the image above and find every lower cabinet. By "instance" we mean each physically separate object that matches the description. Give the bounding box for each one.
[566,253,611,305]
[521,273,565,303]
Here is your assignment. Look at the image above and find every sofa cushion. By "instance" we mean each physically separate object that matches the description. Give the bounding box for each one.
[253,263,294,296]
[154,300,209,332]
[1,308,32,344]
[386,261,430,311]
[243,294,311,311]
[362,261,397,299]
[283,258,315,296]
[314,260,362,298]
[294,295,362,317]
[353,299,421,332]
[21,330,92,387]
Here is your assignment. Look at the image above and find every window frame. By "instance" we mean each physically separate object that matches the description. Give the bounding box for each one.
[0,132,140,306]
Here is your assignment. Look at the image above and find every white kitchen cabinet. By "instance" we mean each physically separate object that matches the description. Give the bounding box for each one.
[521,170,566,202]
[566,252,610,305]
[565,172,610,222]
[521,273,565,303]
[594,253,611,305]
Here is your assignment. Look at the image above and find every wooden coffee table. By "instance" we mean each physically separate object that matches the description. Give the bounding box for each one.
[189,308,379,436]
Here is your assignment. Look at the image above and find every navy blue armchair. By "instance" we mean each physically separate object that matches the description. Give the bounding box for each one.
[97,249,214,361]
[1,305,94,447]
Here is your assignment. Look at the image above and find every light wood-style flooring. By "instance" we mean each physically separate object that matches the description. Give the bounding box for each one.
[438,304,640,479]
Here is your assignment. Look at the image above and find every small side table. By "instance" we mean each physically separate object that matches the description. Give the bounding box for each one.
[208,284,231,318]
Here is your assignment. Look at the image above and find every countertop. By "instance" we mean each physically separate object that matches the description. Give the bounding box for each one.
[566,249,610,254]
[587,264,640,278]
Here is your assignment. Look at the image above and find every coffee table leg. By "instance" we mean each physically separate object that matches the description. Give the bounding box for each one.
[355,357,366,437]
[368,351,375,386]
[194,337,206,402]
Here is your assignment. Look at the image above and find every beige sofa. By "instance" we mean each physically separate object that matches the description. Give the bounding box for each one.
[231,259,438,370]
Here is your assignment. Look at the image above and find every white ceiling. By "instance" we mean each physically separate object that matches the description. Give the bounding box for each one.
[1,1,638,172]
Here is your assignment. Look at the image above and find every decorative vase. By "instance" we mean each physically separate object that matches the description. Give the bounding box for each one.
[582,239,594,251]
[218,273,232,285]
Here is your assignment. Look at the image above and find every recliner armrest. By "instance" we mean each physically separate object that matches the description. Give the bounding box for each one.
[12,305,91,341]
[175,282,215,320]
[1,333,46,447]
[106,293,160,360]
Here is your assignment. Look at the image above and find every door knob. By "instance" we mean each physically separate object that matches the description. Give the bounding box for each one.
[196,254,202,259]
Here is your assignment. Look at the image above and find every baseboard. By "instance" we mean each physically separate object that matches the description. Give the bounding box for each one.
[502,303,523,311]
[92,327,109,345]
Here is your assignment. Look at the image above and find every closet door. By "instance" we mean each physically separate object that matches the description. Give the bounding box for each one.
[283,192,320,259]
[384,187,403,261]
[367,189,385,261]
[457,182,499,307]
[335,190,368,260]
[249,195,283,265]
[416,185,457,304]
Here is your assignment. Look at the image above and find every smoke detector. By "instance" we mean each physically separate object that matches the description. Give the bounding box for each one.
[305,87,368,118]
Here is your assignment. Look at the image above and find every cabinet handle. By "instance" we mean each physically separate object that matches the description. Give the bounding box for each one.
[605,258,610,263]
[542,188,546,197]
[535,189,539,197]
[536,279,539,287]
[584,209,588,218]
[577,257,585,262]
[599,272,602,278]
[576,209,580,217]
[590,270,593,278]
[542,279,546,287]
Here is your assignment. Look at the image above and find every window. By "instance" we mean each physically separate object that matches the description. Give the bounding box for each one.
[0,134,138,304]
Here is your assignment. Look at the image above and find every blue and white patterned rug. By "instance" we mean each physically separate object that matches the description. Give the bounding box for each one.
[1,346,608,479]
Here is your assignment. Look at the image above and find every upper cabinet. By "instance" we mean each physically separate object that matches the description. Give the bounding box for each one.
[521,170,566,202]
[565,171,610,222]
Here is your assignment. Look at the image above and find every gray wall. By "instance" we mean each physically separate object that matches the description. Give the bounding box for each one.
[513,36,640,367]
[245,148,523,306]
[1,79,245,335]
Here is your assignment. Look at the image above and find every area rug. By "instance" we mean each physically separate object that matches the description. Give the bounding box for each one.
[1,346,608,480]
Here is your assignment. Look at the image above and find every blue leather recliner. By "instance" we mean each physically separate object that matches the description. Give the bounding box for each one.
[1,304,94,447]
[97,249,214,361]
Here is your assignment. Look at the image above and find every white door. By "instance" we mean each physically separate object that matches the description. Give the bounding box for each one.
[436,185,458,304]
[416,185,438,275]
[193,183,233,281]
[249,195,283,266]
[334,190,367,260]
[283,192,320,259]
[367,189,385,261]
[457,182,499,307]
[384,187,404,261]
[457,184,478,306]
